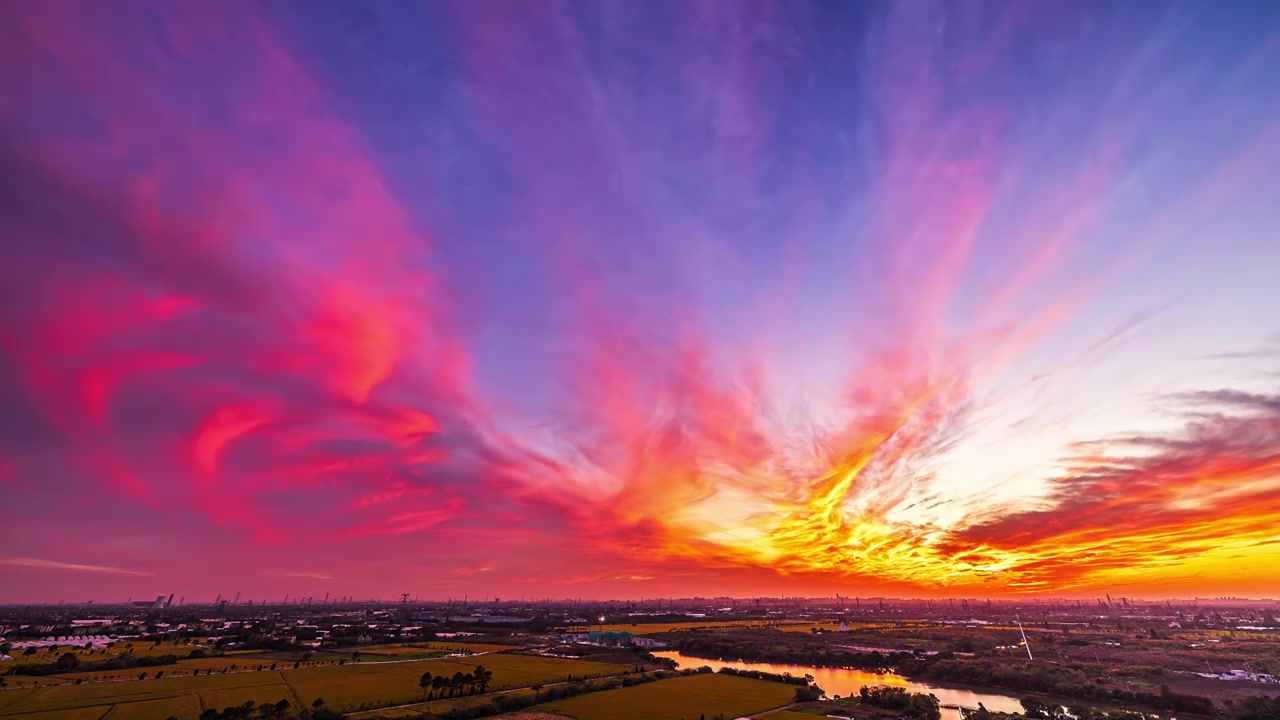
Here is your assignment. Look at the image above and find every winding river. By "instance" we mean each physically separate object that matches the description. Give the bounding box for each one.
[653,650,1024,720]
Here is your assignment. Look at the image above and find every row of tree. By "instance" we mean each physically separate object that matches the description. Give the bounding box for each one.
[194,697,341,720]
[417,664,493,700]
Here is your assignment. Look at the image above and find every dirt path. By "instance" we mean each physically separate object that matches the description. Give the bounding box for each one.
[278,670,303,708]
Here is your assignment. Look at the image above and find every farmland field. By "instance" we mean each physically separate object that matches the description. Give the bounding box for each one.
[312,641,513,660]
[0,651,623,719]
[0,708,108,720]
[534,672,796,720]
[351,688,540,719]
[99,694,204,720]
[573,621,832,636]
[759,711,824,719]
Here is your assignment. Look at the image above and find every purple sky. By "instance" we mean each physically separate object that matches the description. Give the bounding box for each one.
[2,0,1279,603]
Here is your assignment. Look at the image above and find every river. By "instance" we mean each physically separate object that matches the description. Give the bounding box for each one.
[652,650,1024,720]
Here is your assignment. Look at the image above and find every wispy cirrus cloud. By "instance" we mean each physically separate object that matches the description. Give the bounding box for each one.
[261,570,335,581]
[1,558,154,577]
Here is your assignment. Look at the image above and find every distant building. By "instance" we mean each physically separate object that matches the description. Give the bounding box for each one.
[587,631,633,647]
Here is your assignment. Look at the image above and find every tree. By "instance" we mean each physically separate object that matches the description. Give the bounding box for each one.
[351,651,361,663]
[432,675,446,699]
[1021,696,1050,719]
[23,648,37,657]
[312,697,325,709]
[795,685,824,702]
[531,684,543,700]
[56,652,80,670]
[420,672,434,701]
[155,671,164,679]
[474,664,493,692]
[451,671,465,697]
[139,672,147,680]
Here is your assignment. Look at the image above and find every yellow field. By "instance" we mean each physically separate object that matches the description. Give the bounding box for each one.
[0,709,107,720]
[2,655,298,690]
[4,642,209,667]
[100,694,204,720]
[351,687,541,719]
[535,673,796,720]
[0,652,622,718]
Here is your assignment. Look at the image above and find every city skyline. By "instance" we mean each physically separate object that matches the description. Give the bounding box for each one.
[3,1,1280,604]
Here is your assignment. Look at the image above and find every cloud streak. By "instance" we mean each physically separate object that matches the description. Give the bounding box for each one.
[1,558,155,577]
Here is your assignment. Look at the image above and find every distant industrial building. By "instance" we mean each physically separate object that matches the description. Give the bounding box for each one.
[587,630,633,646]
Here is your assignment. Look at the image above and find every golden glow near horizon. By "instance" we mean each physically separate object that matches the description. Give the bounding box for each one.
[555,367,1280,595]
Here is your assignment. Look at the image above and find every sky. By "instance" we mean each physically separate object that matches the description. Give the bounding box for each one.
[2,0,1279,604]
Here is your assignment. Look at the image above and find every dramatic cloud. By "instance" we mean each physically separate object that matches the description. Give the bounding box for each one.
[2,0,1278,602]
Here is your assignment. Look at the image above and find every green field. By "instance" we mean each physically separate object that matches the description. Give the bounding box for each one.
[535,673,796,720]
[0,653,623,719]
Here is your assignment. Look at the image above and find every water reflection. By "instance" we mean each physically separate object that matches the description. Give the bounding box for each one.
[653,650,1024,720]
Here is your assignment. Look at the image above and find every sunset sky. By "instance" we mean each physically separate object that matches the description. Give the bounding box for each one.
[2,0,1279,604]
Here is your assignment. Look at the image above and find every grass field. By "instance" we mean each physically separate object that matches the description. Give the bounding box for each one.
[534,672,796,720]
[351,688,541,719]
[2,654,309,689]
[311,641,513,660]
[99,694,204,720]
[575,621,838,636]
[0,708,108,720]
[0,651,622,719]
[4,642,211,667]
[759,711,824,719]
[569,620,866,636]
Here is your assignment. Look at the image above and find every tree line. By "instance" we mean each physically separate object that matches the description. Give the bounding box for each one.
[194,697,342,720]
[416,664,493,700]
